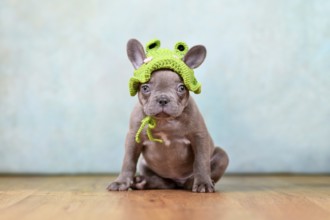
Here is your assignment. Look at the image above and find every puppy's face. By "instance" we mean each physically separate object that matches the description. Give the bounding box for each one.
[138,70,189,119]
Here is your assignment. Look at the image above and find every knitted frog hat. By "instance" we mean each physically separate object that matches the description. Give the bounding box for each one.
[127,39,206,143]
[129,39,202,96]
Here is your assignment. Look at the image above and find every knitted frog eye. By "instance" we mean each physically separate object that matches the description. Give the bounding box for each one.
[174,42,189,57]
[146,39,161,53]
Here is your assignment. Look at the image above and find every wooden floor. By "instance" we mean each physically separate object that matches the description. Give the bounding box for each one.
[0,175,329,220]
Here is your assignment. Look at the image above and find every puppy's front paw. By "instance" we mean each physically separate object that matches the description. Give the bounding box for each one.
[192,177,215,193]
[107,178,133,191]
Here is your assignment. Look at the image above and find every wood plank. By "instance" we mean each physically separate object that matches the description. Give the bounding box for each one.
[0,175,329,220]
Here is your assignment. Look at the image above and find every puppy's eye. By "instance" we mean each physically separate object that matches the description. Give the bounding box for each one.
[177,84,186,93]
[140,84,151,94]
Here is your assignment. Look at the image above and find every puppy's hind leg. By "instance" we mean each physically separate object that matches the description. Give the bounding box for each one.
[183,146,229,191]
[131,159,177,190]
[211,147,229,184]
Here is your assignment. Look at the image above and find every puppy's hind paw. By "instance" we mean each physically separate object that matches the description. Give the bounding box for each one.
[131,176,147,190]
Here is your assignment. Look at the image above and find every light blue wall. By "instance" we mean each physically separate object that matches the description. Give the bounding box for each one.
[1,0,329,173]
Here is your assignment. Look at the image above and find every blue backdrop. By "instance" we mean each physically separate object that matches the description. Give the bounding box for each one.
[1,0,329,173]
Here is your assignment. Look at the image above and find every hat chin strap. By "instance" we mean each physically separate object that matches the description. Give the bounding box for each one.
[135,116,163,144]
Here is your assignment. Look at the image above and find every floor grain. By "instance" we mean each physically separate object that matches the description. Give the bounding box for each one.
[0,175,329,220]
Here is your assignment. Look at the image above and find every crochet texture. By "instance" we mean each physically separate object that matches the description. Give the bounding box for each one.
[129,39,201,96]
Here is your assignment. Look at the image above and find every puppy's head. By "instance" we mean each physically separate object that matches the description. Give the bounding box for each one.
[138,70,188,119]
[127,39,206,119]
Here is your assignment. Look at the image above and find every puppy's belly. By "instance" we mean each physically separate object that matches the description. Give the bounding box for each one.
[142,136,194,179]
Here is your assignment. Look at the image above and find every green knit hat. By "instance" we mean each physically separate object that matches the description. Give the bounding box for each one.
[129,39,202,96]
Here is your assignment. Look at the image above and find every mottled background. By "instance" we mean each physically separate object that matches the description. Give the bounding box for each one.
[1,0,329,174]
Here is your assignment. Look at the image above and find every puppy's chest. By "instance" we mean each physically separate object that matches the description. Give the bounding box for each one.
[142,121,193,168]
[152,132,190,147]
[149,120,190,147]
[143,131,191,165]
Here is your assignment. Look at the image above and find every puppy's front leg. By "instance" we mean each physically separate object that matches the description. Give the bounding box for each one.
[191,134,215,193]
[107,132,142,191]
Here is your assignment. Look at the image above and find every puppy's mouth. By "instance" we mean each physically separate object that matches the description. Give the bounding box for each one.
[154,111,171,119]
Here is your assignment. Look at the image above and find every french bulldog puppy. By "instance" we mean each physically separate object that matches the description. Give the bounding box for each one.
[107,39,229,193]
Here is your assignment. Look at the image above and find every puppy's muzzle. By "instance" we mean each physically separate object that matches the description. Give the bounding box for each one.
[157,95,170,107]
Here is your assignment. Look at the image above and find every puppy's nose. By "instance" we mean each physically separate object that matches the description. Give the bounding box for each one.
[157,96,170,107]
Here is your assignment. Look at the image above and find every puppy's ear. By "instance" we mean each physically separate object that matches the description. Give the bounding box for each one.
[127,39,146,69]
[183,45,207,69]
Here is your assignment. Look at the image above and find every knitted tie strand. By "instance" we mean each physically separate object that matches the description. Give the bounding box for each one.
[135,116,163,144]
